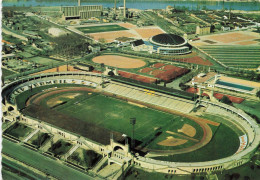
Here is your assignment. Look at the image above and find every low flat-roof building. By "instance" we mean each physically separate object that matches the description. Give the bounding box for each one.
[131,39,153,53]
[192,72,260,95]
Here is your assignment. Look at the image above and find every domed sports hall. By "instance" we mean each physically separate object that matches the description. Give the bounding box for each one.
[149,33,191,55]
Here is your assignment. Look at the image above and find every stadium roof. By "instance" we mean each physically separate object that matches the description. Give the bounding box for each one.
[151,34,185,46]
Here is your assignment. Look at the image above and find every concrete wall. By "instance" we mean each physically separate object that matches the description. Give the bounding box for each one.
[20,115,107,155]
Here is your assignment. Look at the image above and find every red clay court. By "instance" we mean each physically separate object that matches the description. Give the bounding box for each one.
[151,69,165,76]
[214,93,244,104]
[186,88,244,104]
[140,67,153,73]
[118,70,157,83]
[152,63,165,68]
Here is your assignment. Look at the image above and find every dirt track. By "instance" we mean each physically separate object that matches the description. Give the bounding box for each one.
[92,55,146,69]
[23,87,123,145]
[24,86,218,155]
[102,91,218,156]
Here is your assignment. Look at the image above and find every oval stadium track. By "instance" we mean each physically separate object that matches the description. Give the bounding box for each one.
[2,71,260,175]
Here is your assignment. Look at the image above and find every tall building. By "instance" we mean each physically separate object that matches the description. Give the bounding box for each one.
[61,5,103,20]
[196,26,211,35]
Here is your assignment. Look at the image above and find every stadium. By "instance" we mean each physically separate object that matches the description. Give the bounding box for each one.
[149,33,191,55]
[2,72,260,175]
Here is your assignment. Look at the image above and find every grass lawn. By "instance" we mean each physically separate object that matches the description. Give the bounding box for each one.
[53,92,204,151]
[152,123,240,162]
[27,56,61,66]
[18,52,34,58]
[125,167,205,180]
[27,132,51,148]
[2,68,16,77]
[234,100,260,120]
[76,25,128,34]
[4,122,34,140]
[48,139,73,157]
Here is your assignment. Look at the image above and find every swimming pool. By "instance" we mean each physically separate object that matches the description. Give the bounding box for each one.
[216,80,254,91]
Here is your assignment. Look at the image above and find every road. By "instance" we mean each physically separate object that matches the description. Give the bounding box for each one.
[2,27,28,41]
[2,139,97,180]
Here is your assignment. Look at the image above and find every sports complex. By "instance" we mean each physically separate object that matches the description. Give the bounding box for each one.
[2,71,260,175]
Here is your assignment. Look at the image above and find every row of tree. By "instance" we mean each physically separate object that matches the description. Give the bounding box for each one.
[51,34,90,59]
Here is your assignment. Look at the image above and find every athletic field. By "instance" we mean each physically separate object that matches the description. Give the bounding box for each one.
[20,84,240,159]
[24,88,205,151]
[199,46,260,69]
[73,23,165,42]
[76,25,128,34]
[27,56,61,66]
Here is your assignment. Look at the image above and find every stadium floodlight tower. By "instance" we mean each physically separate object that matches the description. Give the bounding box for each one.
[101,63,105,88]
[130,117,136,150]
[114,0,117,14]
[124,0,126,18]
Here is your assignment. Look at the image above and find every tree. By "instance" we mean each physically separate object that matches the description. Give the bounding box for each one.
[249,71,256,80]
[231,173,240,180]
[98,38,106,44]
[220,96,232,105]
[84,150,100,168]
[244,176,250,180]
[224,174,231,180]
[256,91,260,99]
[108,71,115,76]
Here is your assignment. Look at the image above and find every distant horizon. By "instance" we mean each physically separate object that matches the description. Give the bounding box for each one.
[2,0,260,11]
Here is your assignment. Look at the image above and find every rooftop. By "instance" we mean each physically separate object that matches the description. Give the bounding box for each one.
[151,34,185,46]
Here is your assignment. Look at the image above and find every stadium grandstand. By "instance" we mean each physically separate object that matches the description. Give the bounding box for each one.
[104,82,195,113]
[2,72,259,176]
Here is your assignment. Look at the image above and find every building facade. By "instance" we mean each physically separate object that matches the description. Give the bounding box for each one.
[196,25,211,35]
[61,5,103,20]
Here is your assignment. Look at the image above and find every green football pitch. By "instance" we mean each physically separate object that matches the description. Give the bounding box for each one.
[76,25,128,33]
[38,90,205,151]
[19,85,240,156]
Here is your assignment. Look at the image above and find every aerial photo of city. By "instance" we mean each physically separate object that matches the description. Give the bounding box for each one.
[1,0,260,179]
